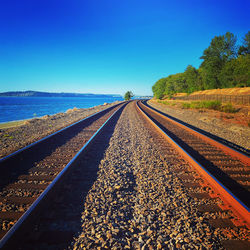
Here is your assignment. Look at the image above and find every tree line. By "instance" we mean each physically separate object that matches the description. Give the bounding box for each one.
[152,31,250,99]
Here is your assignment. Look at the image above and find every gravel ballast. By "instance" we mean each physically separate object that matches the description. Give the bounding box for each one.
[148,100,250,151]
[72,102,249,249]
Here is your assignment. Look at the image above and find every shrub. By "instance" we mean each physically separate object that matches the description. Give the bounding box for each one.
[181,100,240,114]
[202,100,222,110]
[182,103,191,109]
[162,101,171,105]
[221,103,237,113]
[158,100,171,105]
[182,100,222,110]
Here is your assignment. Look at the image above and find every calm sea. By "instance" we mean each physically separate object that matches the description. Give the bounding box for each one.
[0,96,123,123]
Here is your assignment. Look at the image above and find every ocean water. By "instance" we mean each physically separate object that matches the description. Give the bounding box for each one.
[0,96,123,123]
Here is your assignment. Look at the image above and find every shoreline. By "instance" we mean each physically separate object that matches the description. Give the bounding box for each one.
[0,101,123,158]
[1,99,249,158]
[0,119,28,129]
[0,102,118,129]
[0,96,123,125]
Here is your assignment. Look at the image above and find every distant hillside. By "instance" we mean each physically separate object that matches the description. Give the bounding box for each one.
[0,91,122,98]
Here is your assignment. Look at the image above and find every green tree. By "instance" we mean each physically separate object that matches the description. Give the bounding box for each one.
[218,59,236,88]
[238,31,250,56]
[152,78,167,99]
[233,55,250,86]
[124,91,134,100]
[164,76,176,97]
[184,65,200,93]
[152,31,249,98]
[200,32,237,89]
[219,56,250,88]
[165,73,188,95]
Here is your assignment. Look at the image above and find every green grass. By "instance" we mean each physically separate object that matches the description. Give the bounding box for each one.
[221,103,238,113]
[182,100,221,110]
[181,100,238,113]
[157,100,178,106]
[158,100,171,105]
[182,103,191,109]
[157,99,238,114]
[192,101,221,110]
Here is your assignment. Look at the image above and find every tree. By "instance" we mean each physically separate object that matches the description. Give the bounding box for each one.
[184,65,200,93]
[124,91,134,100]
[164,75,176,97]
[233,55,250,86]
[238,31,250,56]
[165,73,188,95]
[152,31,249,97]
[218,59,235,88]
[219,55,250,87]
[200,32,237,89]
[152,78,167,99]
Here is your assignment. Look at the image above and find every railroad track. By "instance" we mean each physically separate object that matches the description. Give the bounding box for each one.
[0,102,126,248]
[0,100,249,249]
[137,101,250,244]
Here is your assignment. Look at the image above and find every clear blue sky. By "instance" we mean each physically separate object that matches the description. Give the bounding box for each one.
[0,0,249,96]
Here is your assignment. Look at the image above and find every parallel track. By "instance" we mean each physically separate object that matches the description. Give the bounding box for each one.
[137,101,250,229]
[0,100,249,249]
[0,102,126,248]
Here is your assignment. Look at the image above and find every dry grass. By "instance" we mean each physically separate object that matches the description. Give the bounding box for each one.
[172,87,250,98]
[189,87,250,96]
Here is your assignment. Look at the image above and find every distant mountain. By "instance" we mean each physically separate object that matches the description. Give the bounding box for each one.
[0,91,122,98]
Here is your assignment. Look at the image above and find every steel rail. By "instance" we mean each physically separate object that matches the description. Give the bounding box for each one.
[141,101,249,165]
[136,101,250,228]
[0,102,123,163]
[0,102,126,248]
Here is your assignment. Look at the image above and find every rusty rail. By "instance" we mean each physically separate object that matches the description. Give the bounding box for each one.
[136,101,250,228]
[0,102,127,248]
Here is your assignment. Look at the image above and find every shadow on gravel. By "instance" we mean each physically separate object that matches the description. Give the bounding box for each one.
[144,110,250,208]
[0,105,119,193]
[13,104,127,249]
[144,101,250,156]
